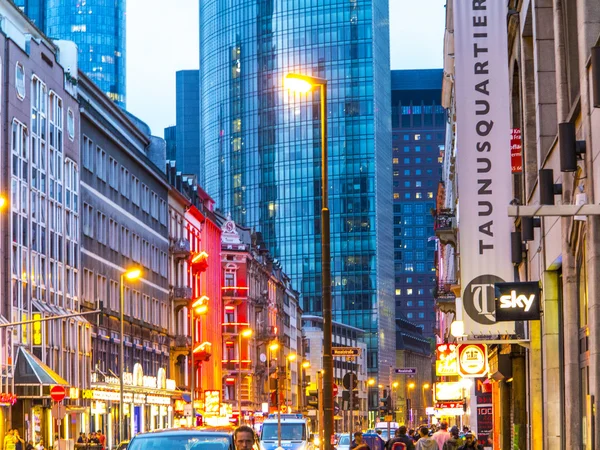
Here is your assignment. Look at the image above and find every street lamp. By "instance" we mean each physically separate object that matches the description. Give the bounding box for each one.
[287,353,297,411]
[407,382,415,428]
[267,341,281,448]
[119,267,142,445]
[285,72,332,450]
[190,296,209,418]
[238,328,253,424]
[422,383,430,422]
[368,378,376,387]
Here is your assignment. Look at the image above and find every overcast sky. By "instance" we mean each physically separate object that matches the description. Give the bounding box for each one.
[126,0,446,136]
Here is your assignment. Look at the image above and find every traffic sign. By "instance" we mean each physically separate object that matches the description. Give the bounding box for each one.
[333,383,338,396]
[332,347,361,357]
[50,385,66,402]
[394,368,417,375]
[51,403,66,420]
[342,373,359,390]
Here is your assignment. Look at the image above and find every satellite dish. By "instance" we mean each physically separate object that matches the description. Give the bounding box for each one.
[260,353,267,362]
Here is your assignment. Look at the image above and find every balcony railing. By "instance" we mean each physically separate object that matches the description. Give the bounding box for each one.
[434,209,457,247]
[171,238,191,259]
[434,280,458,314]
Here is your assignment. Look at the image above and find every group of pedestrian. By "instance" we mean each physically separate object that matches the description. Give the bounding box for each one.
[3,429,27,450]
[75,431,105,449]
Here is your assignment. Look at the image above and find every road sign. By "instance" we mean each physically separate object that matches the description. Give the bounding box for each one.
[342,372,359,390]
[332,347,361,357]
[50,385,66,402]
[333,383,338,396]
[51,403,66,420]
[394,368,417,375]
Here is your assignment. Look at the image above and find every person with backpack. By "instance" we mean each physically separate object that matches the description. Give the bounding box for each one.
[442,427,462,450]
[457,433,483,450]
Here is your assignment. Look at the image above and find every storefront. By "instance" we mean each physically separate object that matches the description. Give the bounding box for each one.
[85,366,179,447]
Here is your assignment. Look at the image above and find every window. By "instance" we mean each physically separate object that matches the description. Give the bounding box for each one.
[415,181,422,187]
[67,108,75,140]
[392,158,399,164]
[407,313,414,318]
[393,193,399,199]
[415,193,422,199]
[428,192,434,198]
[406,301,413,307]
[407,289,413,295]
[109,157,118,190]
[82,203,93,237]
[16,63,25,99]
[131,176,140,205]
[404,169,410,175]
[418,312,425,318]
[96,212,107,244]
[414,134,421,140]
[82,136,93,171]
[96,147,107,182]
[395,289,401,295]
[120,167,129,197]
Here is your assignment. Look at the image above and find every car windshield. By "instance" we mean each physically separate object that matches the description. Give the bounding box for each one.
[128,435,230,450]
[338,435,350,445]
[261,424,306,441]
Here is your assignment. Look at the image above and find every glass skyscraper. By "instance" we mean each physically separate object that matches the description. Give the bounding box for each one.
[175,70,202,181]
[15,0,126,107]
[200,0,394,382]
[391,69,446,339]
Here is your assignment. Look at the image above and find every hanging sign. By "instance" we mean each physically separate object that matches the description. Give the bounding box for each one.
[457,343,488,377]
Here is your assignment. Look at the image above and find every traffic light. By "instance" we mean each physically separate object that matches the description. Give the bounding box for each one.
[351,390,359,410]
[307,390,319,409]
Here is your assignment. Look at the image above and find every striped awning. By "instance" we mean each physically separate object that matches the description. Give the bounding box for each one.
[14,347,69,386]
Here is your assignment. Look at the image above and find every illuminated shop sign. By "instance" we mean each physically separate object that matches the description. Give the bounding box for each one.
[457,343,488,377]
[436,343,458,376]
[494,282,541,321]
[204,390,220,415]
[434,382,463,401]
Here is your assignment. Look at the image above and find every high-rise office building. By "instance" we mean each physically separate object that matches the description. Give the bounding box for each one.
[164,125,177,161]
[391,69,446,339]
[14,0,126,106]
[200,1,394,384]
[174,70,201,180]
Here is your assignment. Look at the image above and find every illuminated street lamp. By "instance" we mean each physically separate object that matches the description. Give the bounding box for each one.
[368,378,376,387]
[119,267,142,444]
[190,296,209,412]
[0,196,7,209]
[238,328,253,424]
[285,72,332,450]
[407,382,416,428]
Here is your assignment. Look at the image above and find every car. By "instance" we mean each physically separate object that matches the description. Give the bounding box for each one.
[335,434,351,450]
[116,441,129,450]
[127,428,238,450]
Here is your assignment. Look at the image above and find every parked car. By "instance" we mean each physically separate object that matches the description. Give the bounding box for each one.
[127,428,236,450]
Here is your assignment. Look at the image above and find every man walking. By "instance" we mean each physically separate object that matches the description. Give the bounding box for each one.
[415,427,437,450]
[442,427,461,450]
[432,423,450,450]
[386,426,415,450]
[457,433,482,450]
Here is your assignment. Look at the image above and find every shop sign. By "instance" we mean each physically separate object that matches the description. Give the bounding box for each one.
[457,343,488,377]
[204,390,220,415]
[0,393,18,405]
[510,128,522,173]
[436,343,458,376]
[146,395,171,405]
[435,401,463,409]
[33,314,42,345]
[494,282,541,321]
[69,387,79,399]
[434,382,463,401]
[143,376,158,388]
[91,401,107,415]
[166,379,176,390]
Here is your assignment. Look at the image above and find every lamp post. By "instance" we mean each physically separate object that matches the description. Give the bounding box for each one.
[238,328,253,424]
[392,382,399,422]
[407,382,415,429]
[422,383,430,423]
[285,73,331,450]
[190,296,209,422]
[119,267,142,445]
[301,361,310,411]
[267,341,281,448]
[286,353,297,412]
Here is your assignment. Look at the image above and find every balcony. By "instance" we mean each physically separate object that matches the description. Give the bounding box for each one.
[434,281,458,314]
[170,335,191,361]
[171,238,191,260]
[222,322,250,335]
[190,251,209,273]
[173,286,193,311]
[222,287,248,306]
[256,326,278,342]
[434,209,457,247]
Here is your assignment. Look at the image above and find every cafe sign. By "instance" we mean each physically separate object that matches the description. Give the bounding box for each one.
[457,343,488,377]
[436,343,458,376]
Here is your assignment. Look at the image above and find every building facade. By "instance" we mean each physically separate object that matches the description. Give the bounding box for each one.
[173,70,202,183]
[302,316,368,432]
[199,0,394,392]
[78,72,174,446]
[15,0,127,106]
[218,214,301,424]
[439,0,600,448]
[0,2,90,445]
[391,69,445,339]
[165,166,224,427]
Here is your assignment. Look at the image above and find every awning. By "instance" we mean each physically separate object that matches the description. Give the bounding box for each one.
[14,347,69,386]
[32,299,90,324]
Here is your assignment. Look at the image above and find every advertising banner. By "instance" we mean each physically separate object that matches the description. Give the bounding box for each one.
[454,0,515,336]
[494,281,541,321]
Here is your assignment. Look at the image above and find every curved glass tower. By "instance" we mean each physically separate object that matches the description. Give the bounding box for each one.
[45,0,126,106]
[200,0,393,380]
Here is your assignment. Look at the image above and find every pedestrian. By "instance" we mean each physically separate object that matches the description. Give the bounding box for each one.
[95,431,105,450]
[457,433,482,450]
[13,431,24,450]
[442,427,462,450]
[36,440,45,450]
[415,427,437,450]
[432,422,451,450]
[53,434,59,450]
[4,429,15,450]
[233,425,255,450]
[351,432,371,450]
[25,441,34,450]
[386,426,415,450]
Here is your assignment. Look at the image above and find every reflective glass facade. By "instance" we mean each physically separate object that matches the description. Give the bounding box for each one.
[391,69,446,339]
[175,70,202,182]
[200,0,394,376]
[20,0,127,107]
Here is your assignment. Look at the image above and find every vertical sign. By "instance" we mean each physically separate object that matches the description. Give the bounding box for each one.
[510,129,522,173]
[454,1,515,336]
[475,378,493,446]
